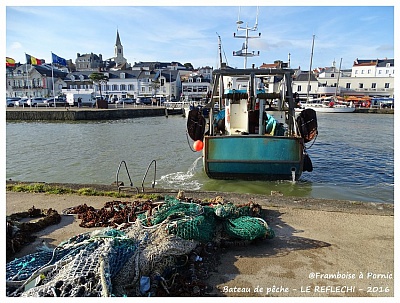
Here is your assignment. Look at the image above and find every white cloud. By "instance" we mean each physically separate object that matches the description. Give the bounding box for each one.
[9,41,23,51]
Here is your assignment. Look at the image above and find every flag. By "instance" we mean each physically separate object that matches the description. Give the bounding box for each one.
[6,57,15,67]
[52,52,67,66]
[25,53,42,65]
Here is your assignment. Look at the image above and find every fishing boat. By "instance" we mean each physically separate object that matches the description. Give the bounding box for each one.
[186,11,318,181]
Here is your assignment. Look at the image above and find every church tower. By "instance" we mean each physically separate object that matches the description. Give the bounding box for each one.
[113,30,127,66]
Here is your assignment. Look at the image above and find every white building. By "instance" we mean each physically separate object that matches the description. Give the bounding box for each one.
[181,74,212,101]
[297,58,394,98]
[292,72,320,100]
[339,58,394,97]
[351,58,394,78]
[6,63,67,98]
[61,69,181,102]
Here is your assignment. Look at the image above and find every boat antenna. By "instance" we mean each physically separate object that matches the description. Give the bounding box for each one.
[233,6,261,68]
[253,6,259,31]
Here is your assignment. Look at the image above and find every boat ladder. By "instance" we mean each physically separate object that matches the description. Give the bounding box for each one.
[115,160,157,193]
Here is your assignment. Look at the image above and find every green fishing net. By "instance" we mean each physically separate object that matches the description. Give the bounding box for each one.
[224,216,273,240]
[147,197,273,242]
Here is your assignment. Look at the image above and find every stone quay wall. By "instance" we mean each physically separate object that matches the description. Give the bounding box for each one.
[6,108,167,121]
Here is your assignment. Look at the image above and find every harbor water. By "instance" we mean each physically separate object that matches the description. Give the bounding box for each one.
[6,113,394,203]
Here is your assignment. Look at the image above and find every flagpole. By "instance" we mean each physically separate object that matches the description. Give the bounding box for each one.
[51,52,56,107]
[25,53,31,108]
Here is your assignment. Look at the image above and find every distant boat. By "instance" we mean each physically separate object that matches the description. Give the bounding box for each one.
[164,100,191,115]
[186,13,317,181]
[295,97,356,113]
[300,43,355,113]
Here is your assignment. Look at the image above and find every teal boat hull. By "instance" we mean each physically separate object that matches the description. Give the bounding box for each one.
[204,135,304,181]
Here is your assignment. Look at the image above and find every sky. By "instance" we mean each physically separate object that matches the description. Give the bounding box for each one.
[3,2,396,72]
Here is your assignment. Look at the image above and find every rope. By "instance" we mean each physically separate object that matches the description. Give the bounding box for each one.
[305,131,318,149]
[186,130,197,152]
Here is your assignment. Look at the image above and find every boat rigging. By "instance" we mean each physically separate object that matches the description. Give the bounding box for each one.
[233,7,261,68]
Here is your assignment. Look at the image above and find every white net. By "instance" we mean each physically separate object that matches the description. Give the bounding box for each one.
[7,218,198,297]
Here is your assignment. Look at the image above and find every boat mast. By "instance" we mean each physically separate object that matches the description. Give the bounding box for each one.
[216,33,224,109]
[334,57,342,98]
[306,34,315,101]
[233,7,261,68]
[216,33,223,69]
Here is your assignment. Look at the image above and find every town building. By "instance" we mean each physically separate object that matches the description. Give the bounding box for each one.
[198,66,213,80]
[6,63,67,98]
[351,58,394,78]
[291,71,319,100]
[291,58,394,100]
[75,53,103,71]
[181,74,212,102]
[61,68,181,102]
[59,71,95,97]
[131,61,187,71]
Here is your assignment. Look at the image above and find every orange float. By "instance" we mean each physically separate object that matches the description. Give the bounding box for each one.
[193,140,204,151]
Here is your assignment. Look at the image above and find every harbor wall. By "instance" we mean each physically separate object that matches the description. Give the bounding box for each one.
[6,108,167,121]
[6,107,392,121]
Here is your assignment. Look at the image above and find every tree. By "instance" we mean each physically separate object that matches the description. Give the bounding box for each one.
[89,72,109,100]
[151,78,160,95]
[151,78,161,104]
[184,63,194,70]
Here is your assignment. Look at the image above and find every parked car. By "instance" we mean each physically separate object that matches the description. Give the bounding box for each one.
[44,97,67,107]
[138,97,152,105]
[6,97,20,107]
[27,97,47,106]
[14,98,29,107]
[150,96,166,105]
[6,99,14,107]
[116,98,134,104]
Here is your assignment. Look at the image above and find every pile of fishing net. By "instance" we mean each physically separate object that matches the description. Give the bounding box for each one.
[6,196,274,297]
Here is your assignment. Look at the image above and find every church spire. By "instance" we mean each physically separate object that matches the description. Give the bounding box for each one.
[114,29,123,59]
[113,29,127,68]
[116,29,121,46]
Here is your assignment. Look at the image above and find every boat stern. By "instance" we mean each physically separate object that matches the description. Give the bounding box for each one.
[203,135,304,181]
